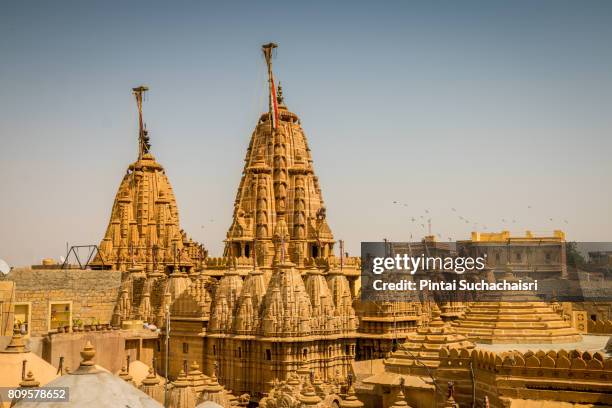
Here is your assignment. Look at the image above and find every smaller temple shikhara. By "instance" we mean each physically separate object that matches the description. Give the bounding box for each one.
[91,85,206,275]
[88,84,208,328]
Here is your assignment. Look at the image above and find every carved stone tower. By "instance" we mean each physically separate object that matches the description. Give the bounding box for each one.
[91,86,206,327]
[222,44,334,272]
[92,86,206,274]
[166,45,358,403]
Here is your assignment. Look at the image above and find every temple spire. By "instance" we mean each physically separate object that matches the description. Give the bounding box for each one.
[277,82,285,106]
[262,42,279,132]
[132,85,150,159]
[224,44,336,272]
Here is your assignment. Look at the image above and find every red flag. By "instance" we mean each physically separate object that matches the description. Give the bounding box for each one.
[270,76,279,130]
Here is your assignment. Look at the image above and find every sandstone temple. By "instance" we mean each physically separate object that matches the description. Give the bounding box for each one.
[91,85,206,275]
[0,43,611,408]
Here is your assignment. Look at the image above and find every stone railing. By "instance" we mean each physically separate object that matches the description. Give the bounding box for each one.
[439,347,612,376]
[437,347,612,408]
[205,257,230,269]
[203,255,363,272]
[588,319,612,334]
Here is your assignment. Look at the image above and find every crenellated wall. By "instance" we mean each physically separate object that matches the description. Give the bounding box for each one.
[588,319,612,334]
[436,347,612,407]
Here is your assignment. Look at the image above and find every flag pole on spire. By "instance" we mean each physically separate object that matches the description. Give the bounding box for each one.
[339,240,344,272]
[262,43,279,133]
[132,85,150,160]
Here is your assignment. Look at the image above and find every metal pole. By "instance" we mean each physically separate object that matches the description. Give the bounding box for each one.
[470,360,476,408]
[163,305,170,407]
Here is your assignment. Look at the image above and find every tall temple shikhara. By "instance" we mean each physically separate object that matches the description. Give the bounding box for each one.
[222,42,336,272]
[92,86,206,274]
[167,44,360,400]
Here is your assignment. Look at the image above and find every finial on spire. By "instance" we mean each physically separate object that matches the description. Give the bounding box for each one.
[132,85,150,159]
[20,371,40,388]
[262,42,277,67]
[2,323,26,353]
[277,82,284,105]
[79,341,96,367]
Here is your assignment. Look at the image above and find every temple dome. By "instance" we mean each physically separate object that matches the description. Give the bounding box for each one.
[233,267,267,334]
[261,262,314,337]
[304,267,342,335]
[326,268,358,332]
[139,367,165,404]
[170,275,214,320]
[13,342,161,408]
[0,326,59,397]
[208,269,244,333]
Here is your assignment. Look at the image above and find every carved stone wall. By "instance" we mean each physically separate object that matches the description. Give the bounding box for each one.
[436,347,612,407]
[92,153,205,274]
[223,98,337,271]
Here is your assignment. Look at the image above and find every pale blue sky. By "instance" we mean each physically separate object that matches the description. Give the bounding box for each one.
[1,1,611,266]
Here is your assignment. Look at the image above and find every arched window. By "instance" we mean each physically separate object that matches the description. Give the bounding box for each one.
[266,349,272,361]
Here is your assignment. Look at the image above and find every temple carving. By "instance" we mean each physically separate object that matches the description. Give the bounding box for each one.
[219,50,339,273]
[90,86,207,327]
[164,45,360,401]
[92,86,206,274]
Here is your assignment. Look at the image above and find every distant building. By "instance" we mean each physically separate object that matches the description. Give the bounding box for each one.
[457,230,567,279]
[589,251,612,268]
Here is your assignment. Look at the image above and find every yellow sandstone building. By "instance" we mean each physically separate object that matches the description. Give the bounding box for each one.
[0,44,611,408]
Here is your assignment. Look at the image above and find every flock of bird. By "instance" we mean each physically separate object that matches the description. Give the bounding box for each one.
[391,201,569,242]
